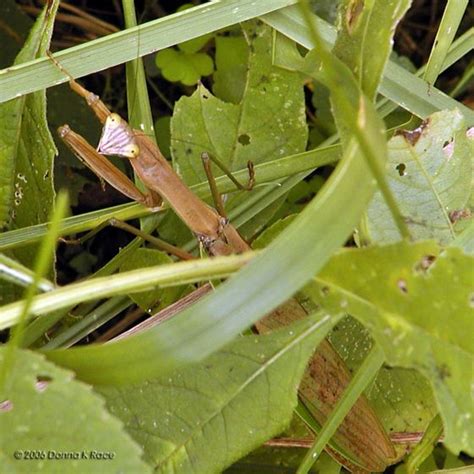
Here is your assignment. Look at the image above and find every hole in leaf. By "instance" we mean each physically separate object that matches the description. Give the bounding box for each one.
[397,279,408,293]
[0,400,13,412]
[320,286,330,297]
[35,375,53,392]
[449,208,471,223]
[414,255,436,273]
[395,163,406,176]
[238,134,251,146]
[436,364,451,380]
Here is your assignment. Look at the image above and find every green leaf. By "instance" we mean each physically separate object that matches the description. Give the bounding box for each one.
[328,317,438,459]
[0,348,151,473]
[155,48,214,86]
[255,218,437,459]
[119,248,189,311]
[0,2,57,230]
[213,35,249,103]
[97,314,336,473]
[364,110,473,245]
[303,241,474,455]
[171,22,307,185]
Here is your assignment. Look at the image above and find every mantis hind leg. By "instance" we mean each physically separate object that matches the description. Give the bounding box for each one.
[61,218,194,261]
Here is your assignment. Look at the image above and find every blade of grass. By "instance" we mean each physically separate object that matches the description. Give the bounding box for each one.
[42,296,131,349]
[405,414,443,474]
[296,345,385,474]
[0,191,68,392]
[297,0,410,240]
[423,0,469,85]
[0,0,298,103]
[0,253,55,292]
[0,252,255,330]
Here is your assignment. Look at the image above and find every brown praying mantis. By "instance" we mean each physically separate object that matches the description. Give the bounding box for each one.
[51,55,397,472]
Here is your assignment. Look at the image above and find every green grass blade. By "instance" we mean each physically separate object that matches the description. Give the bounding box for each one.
[42,296,131,349]
[0,0,298,103]
[0,252,254,330]
[0,253,54,292]
[423,0,469,85]
[405,414,443,474]
[122,0,155,137]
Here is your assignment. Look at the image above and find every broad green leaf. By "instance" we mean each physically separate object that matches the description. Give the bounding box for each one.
[303,241,474,455]
[0,2,57,229]
[333,0,411,100]
[119,248,189,312]
[155,116,172,159]
[213,35,249,103]
[0,348,151,473]
[364,110,473,245]
[98,314,335,473]
[171,21,307,185]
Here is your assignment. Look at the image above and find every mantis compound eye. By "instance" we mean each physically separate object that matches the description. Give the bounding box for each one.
[97,113,138,158]
[107,113,122,127]
[122,143,140,158]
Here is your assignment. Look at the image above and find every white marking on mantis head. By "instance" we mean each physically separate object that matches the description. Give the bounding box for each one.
[97,113,140,158]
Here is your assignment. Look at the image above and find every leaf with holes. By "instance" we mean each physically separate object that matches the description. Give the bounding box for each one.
[363,110,473,245]
[171,21,307,186]
[97,314,335,474]
[303,241,474,455]
[0,348,151,472]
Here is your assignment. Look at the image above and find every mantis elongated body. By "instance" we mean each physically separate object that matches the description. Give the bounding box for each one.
[57,74,396,472]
